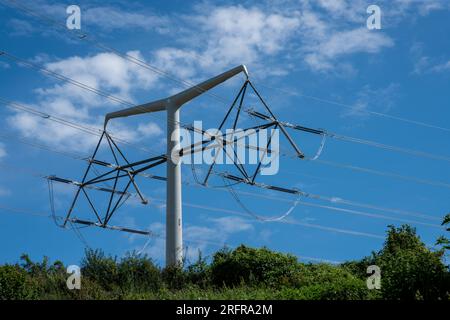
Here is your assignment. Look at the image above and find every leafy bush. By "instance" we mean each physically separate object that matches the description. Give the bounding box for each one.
[375,225,449,300]
[81,249,119,291]
[276,276,369,300]
[118,251,161,292]
[1,221,449,300]
[162,265,188,290]
[210,245,300,287]
[0,265,38,300]
[340,257,376,280]
[19,254,69,299]
[186,251,211,288]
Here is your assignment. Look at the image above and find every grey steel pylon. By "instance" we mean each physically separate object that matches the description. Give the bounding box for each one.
[104,65,249,266]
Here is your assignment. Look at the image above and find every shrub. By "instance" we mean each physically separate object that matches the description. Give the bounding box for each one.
[81,249,119,291]
[375,225,450,300]
[162,265,187,290]
[298,263,360,286]
[0,265,38,300]
[340,257,376,280]
[377,249,449,300]
[210,245,300,287]
[186,251,211,288]
[277,276,369,300]
[118,251,161,292]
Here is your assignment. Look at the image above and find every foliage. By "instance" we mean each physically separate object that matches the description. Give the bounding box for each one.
[0,265,38,299]
[436,213,450,252]
[374,225,449,300]
[117,251,161,293]
[210,245,300,287]
[81,249,119,291]
[1,222,449,300]
[185,251,211,288]
[275,276,370,300]
[161,265,188,290]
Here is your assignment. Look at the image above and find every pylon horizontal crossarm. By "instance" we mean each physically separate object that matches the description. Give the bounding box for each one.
[47,175,131,196]
[104,65,249,127]
[246,109,325,135]
[82,156,166,186]
[218,172,302,195]
[67,218,154,236]
[181,122,276,157]
[86,158,166,181]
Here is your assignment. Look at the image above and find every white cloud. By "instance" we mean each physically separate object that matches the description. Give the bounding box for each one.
[152,48,201,81]
[152,5,301,79]
[137,122,163,137]
[391,0,447,17]
[315,0,367,23]
[148,2,398,77]
[7,1,449,153]
[8,18,34,36]
[210,216,253,234]
[11,0,449,79]
[0,61,10,69]
[430,61,450,73]
[0,143,6,159]
[319,28,392,57]
[0,144,7,197]
[0,188,10,197]
[410,42,450,74]
[138,216,253,263]
[154,0,450,77]
[412,56,431,74]
[9,1,169,34]
[342,83,400,119]
[44,50,157,104]
[82,6,169,33]
[298,0,450,73]
[7,51,163,151]
[7,110,99,151]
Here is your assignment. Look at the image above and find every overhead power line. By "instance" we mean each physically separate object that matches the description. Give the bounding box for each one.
[0,84,447,225]
[256,82,450,133]
[0,119,445,225]
[200,178,442,223]
[2,96,450,194]
[0,158,443,228]
[3,50,450,167]
[0,0,447,251]
[0,97,163,157]
[0,190,382,240]
[149,199,385,239]
[0,203,341,264]
[4,0,449,136]
[0,0,231,105]
[2,0,450,164]
[2,98,449,206]
[247,108,450,163]
[313,159,450,190]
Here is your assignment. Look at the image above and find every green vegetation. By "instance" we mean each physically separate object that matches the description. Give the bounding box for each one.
[1,222,449,300]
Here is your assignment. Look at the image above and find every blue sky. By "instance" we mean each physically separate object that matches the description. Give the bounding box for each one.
[0,0,449,266]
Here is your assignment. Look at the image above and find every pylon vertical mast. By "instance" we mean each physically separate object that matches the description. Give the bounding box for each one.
[104,65,249,266]
[166,100,182,266]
